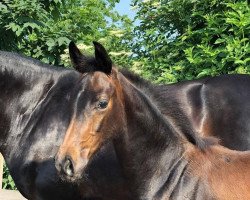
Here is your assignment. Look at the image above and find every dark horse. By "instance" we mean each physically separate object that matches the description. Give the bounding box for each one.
[69,41,250,151]
[1,43,250,200]
[55,53,250,199]
[0,51,131,200]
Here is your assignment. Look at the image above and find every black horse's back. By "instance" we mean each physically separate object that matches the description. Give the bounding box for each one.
[123,72,250,150]
[195,74,250,150]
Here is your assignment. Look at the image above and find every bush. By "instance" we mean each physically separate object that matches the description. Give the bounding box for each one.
[131,0,250,83]
[2,163,16,190]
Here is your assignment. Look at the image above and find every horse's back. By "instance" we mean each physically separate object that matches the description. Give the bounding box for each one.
[199,75,250,150]
[175,74,250,150]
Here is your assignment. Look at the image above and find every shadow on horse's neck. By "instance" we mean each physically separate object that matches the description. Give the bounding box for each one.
[0,52,77,152]
[113,73,191,198]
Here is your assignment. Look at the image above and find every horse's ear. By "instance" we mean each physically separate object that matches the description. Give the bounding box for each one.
[69,41,88,73]
[93,41,112,74]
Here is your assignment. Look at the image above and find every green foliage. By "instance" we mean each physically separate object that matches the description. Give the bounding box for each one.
[2,162,16,190]
[131,0,250,83]
[0,0,132,66]
[60,22,134,68]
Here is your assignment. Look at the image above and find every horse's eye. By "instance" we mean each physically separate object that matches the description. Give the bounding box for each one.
[97,99,108,110]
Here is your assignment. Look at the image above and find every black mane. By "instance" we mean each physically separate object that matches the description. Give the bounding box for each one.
[119,68,151,88]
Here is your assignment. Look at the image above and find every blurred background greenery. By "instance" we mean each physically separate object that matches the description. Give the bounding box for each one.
[0,0,249,189]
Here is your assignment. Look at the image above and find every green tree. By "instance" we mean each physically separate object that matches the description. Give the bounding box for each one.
[131,0,250,83]
[0,0,133,66]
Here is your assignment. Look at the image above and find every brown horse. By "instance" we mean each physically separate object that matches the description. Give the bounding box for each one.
[69,41,250,151]
[55,46,250,199]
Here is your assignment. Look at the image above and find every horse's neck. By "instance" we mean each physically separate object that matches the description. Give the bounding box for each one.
[0,52,60,150]
[0,52,56,96]
[121,69,200,142]
[120,69,167,102]
[115,74,191,199]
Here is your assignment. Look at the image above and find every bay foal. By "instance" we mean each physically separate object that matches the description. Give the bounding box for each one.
[55,52,250,199]
[69,41,250,151]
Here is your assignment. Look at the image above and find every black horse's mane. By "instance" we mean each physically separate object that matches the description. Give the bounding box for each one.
[119,68,152,88]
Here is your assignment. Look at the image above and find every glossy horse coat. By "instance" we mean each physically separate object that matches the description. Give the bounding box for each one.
[0,51,81,199]
[2,42,250,200]
[55,53,250,199]
[0,51,130,200]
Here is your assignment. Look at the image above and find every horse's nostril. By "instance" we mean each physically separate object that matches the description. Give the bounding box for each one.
[63,157,74,177]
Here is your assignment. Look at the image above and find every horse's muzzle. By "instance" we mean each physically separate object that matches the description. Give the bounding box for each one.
[55,155,75,179]
[55,153,89,182]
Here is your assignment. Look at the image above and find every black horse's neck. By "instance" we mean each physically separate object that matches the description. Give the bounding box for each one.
[115,73,211,199]
[0,51,76,153]
[0,52,85,200]
[0,52,48,147]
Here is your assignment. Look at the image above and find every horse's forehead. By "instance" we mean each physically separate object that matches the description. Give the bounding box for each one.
[90,72,113,90]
